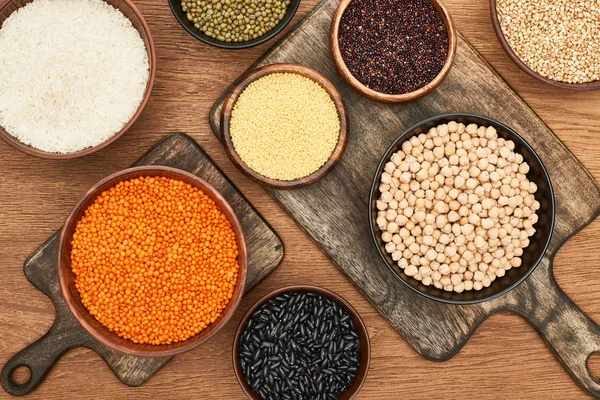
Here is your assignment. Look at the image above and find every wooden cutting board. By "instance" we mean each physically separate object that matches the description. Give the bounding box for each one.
[209,0,600,397]
[0,133,284,396]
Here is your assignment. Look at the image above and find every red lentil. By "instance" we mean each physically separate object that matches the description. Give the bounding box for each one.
[71,176,240,345]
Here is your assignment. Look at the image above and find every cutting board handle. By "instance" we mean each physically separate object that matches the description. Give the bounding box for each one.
[1,322,78,396]
[515,274,600,397]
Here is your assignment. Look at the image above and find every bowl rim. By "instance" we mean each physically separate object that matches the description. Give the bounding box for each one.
[489,0,600,91]
[167,0,300,49]
[0,0,157,159]
[329,0,458,103]
[56,165,248,357]
[220,62,349,190]
[368,112,556,305]
[232,285,371,400]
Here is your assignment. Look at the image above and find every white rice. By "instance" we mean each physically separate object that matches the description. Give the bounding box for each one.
[0,0,150,154]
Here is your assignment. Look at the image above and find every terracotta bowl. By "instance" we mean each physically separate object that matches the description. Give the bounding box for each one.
[0,0,156,159]
[221,63,349,190]
[490,0,600,91]
[369,113,555,304]
[232,285,371,400]
[330,0,457,103]
[168,0,300,49]
[57,166,248,358]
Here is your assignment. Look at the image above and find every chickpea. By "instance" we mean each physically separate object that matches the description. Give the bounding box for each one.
[381,191,393,202]
[385,242,396,253]
[482,276,492,288]
[481,218,495,230]
[385,209,398,221]
[405,265,418,276]
[377,122,539,292]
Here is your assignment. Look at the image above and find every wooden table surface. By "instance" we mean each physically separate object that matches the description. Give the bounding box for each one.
[1,0,599,398]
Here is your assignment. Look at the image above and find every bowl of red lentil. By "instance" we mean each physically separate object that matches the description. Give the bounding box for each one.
[330,0,457,103]
[490,0,600,91]
[221,63,349,190]
[57,166,248,357]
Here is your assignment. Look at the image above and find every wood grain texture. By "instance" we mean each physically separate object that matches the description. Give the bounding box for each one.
[1,0,600,398]
[0,134,283,395]
[209,0,600,396]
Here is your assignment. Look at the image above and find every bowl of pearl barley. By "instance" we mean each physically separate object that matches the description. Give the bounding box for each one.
[491,0,600,90]
[369,113,555,304]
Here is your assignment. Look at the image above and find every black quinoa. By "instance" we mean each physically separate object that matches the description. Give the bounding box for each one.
[338,0,449,95]
[238,291,361,400]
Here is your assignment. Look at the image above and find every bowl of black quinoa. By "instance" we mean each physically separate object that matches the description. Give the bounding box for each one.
[330,0,457,103]
[232,285,370,400]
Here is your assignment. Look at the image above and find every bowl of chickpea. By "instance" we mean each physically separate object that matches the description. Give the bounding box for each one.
[57,166,248,357]
[369,113,555,304]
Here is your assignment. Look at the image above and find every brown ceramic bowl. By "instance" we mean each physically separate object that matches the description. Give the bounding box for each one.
[221,63,349,190]
[0,0,156,159]
[490,0,600,91]
[330,0,457,103]
[232,285,371,399]
[57,166,248,358]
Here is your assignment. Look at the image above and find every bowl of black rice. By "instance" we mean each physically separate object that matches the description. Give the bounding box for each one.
[232,285,371,399]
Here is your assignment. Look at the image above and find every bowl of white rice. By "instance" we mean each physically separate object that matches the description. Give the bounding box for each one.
[0,0,156,159]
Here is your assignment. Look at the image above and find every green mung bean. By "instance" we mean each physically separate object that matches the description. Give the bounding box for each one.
[181,0,290,43]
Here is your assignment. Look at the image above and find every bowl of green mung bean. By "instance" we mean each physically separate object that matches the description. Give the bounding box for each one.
[168,0,300,49]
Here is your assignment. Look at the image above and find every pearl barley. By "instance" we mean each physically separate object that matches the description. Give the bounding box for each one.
[497,0,600,84]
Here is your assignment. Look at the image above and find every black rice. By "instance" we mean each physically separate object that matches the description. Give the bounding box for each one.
[238,291,361,399]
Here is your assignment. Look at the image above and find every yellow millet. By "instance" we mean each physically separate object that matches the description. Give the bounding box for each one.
[230,73,340,181]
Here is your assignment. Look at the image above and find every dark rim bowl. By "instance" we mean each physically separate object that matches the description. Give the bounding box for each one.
[57,166,248,358]
[232,285,371,399]
[220,63,349,190]
[369,113,555,304]
[0,0,156,159]
[490,0,600,91]
[168,0,300,49]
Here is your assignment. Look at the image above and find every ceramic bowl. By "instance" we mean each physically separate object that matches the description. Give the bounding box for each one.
[369,113,555,304]
[57,166,248,357]
[330,0,457,103]
[232,285,370,399]
[490,0,600,91]
[168,0,300,49]
[221,63,349,190]
[0,0,156,159]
